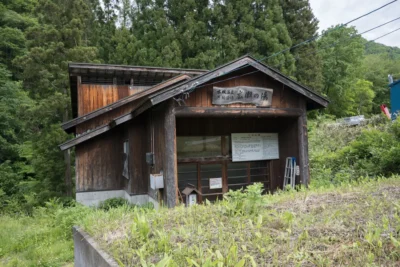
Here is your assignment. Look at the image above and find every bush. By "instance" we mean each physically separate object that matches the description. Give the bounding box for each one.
[309,115,400,186]
[98,197,131,211]
[223,183,267,216]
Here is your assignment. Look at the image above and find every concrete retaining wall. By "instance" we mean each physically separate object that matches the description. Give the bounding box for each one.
[76,190,159,208]
[73,226,118,267]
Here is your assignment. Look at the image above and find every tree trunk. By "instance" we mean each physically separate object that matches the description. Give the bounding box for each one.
[63,88,72,197]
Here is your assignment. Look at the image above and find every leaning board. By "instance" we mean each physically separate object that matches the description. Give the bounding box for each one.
[232,133,279,162]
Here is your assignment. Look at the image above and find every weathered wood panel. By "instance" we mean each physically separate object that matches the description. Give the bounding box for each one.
[75,129,124,192]
[297,98,310,186]
[77,83,145,117]
[164,100,177,208]
[76,99,142,134]
[184,71,301,109]
[126,114,148,195]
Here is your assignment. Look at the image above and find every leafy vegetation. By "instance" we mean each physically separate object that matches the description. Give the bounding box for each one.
[1,2,400,265]
[1,116,400,265]
[0,199,91,266]
[77,179,400,266]
[1,0,400,210]
[309,115,400,187]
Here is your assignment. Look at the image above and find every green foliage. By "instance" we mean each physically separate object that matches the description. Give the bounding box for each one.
[1,0,400,216]
[99,197,131,210]
[280,0,323,91]
[309,115,400,186]
[77,178,400,266]
[0,200,92,266]
[318,26,366,116]
[224,183,267,216]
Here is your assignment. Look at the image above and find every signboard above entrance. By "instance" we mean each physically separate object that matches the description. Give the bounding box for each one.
[212,86,273,107]
[232,133,279,162]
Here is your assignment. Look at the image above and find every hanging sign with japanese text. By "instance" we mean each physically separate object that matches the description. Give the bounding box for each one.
[212,86,273,107]
[232,133,279,162]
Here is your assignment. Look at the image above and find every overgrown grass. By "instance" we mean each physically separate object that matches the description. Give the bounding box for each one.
[81,178,400,266]
[309,115,400,187]
[0,200,92,267]
[1,116,400,266]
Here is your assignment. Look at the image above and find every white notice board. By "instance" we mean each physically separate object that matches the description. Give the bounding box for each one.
[231,133,279,162]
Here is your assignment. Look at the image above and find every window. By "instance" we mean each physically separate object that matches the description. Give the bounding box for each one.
[122,140,129,179]
[177,136,229,159]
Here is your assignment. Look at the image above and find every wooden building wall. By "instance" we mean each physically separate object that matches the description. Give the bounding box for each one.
[75,129,125,192]
[125,115,149,195]
[77,82,146,117]
[184,71,300,109]
[73,67,311,201]
[75,99,143,135]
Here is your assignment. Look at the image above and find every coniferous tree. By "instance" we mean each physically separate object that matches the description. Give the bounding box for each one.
[214,0,295,74]
[280,0,323,91]
[129,0,183,67]
[16,0,99,198]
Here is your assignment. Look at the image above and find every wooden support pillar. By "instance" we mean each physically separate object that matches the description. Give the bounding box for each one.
[164,100,177,208]
[298,109,310,187]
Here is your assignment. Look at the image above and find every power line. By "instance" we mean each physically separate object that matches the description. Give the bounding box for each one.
[263,0,398,62]
[191,19,400,91]
[273,23,400,71]
[370,26,400,42]
[189,0,399,90]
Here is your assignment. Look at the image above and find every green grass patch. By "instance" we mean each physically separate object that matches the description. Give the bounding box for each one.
[80,178,400,266]
[0,201,91,267]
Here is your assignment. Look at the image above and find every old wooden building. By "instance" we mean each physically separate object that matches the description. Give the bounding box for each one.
[60,56,328,207]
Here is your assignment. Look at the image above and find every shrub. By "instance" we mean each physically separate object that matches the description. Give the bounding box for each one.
[309,115,400,185]
[223,183,267,216]
[98,197,131,211]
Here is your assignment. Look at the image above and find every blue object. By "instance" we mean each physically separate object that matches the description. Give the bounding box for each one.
[389,79,400,120]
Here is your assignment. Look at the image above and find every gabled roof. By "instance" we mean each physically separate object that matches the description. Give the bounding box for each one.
[60,55,328,151]
[68,63,207,118]
[63,74,191,133]
[147,55,329,110]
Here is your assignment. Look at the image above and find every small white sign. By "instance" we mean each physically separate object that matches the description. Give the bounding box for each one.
[232,133,279,162]
[209,178,222,189]
[188,194,197,206]
[295,165,300,176]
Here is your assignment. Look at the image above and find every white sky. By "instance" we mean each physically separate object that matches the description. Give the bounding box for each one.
[309,0,400,47]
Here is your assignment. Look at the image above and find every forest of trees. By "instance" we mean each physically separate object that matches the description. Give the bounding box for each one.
[1,0,400,212]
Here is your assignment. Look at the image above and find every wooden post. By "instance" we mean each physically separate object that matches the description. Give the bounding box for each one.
[298,106,310,187]
[164,100,177,208]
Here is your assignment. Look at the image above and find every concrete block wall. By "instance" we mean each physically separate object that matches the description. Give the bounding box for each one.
[76,190,159,209]
[73,226,118,267]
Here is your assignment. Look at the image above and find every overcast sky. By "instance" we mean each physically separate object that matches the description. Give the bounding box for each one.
[309,0,400,47]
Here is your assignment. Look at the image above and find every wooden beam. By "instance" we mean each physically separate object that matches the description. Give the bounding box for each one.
[163,100,177,208]
[174,107,303,118]
[69,63,207,76]
[247,58,329,108]
[151,58,249,106]
[62,75,191,132]
[297,100,310,187]
[59,125,110,151]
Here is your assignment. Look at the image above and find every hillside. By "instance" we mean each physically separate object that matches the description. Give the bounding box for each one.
[79,178,400,266]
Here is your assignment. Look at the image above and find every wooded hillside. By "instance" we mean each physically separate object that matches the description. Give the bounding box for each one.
[1,0,400,212]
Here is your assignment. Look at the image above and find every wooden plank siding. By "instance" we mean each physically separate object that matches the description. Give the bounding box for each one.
[76,99,143,134]
[183,71,300,109]
[75,129,125,192]
[77,83,145,117]
[126,114,149,195]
